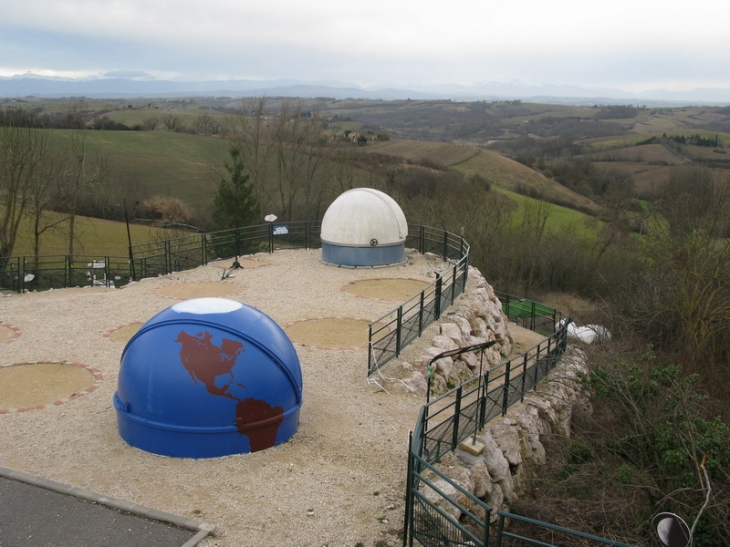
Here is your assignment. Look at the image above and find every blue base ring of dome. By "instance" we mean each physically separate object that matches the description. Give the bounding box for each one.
[321,241,404,267]
[114,393,300,458]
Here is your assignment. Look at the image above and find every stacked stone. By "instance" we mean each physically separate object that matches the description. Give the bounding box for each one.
[420,351,590,520]
[400,266,512,396]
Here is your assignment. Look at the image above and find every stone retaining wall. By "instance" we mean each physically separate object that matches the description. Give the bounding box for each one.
[395,265,589,519]
[421,350,589,519]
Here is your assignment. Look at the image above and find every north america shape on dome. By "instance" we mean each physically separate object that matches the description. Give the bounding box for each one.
[320,188,408,266]
[113,298,303,458]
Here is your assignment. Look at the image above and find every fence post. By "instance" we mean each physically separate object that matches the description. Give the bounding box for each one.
[534,343,541,385]
[403,433,414,547]
[494,514,507,547]
[502,360,512,415]
[396,306,403,357]
[19,258,26,293]
[462,256,469,293]
[201,234,207,266]
[452,386,462,450]
[269,223,274,253]
[65,255,71,288]
[451,264,457,302]
[435,274,442,319]
[368,323,373,373]
[418,291,425,335]
[166,245,171,274]
[479,369,490,427]
[442,229,448,260]
[420,225,425,254]
[546,337,553,376]
[531,300,536,331]
[521,352,528,402]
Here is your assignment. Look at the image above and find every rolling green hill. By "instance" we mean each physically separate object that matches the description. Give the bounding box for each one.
[46,129,230,216]
[366,139,602,214]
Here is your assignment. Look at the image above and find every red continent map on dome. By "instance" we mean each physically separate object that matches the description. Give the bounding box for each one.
[176,330,243,399]
[175,329,284,452]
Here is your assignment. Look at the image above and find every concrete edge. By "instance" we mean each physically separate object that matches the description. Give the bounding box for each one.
[0,466,215,544]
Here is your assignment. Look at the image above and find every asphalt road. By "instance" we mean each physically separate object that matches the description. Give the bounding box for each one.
[0,469,212,547]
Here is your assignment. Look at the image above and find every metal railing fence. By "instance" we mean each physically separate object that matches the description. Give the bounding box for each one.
[1,254,134,292]
[403,315,632,547]
[496,291,559,334]
[0,221,325,293]
[3,222,468,294]
[368,226,470,375]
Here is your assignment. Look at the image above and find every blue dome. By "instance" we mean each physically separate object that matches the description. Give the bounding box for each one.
[113,298,303,458]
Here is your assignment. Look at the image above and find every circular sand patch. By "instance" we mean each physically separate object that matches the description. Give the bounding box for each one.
[0,362,101,411]
[0,322,20,343]
[285,318,371,348]
[344,278,430,301]
[156,281,238,299]
[106,321,143,343]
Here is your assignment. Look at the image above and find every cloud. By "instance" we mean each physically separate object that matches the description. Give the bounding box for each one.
[1,0,729,93]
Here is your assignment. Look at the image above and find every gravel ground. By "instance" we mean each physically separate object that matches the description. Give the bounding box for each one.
[0,249,461,547]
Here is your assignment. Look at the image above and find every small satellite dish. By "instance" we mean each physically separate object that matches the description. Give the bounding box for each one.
[24,274,35,283]
[652,512,690,547]
[265,214,277,222]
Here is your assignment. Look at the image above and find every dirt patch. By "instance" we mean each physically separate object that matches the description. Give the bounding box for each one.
[106,322,143,344]
[284,318,371,348]
[345,278,430,301]
[508,322,550,357]
[0,363,99,410]
[0,323,20,343]
[155,281,239,299]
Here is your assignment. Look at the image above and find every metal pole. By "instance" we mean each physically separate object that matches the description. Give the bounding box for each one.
[124,199,136,281]
[473,349,485,444]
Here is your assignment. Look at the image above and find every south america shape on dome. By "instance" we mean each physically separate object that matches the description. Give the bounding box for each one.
[114,298,303,458]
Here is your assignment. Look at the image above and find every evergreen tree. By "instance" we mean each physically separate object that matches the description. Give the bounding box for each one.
[212,146,260,231]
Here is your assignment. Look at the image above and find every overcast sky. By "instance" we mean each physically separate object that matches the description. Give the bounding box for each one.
[2,0,730,96]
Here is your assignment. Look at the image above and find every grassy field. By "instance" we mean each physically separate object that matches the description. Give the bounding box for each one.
[10,211,178,258]
[500,189,602,239]
[45,129,230,215]
[366,139,481,166]
[365,138,601,214]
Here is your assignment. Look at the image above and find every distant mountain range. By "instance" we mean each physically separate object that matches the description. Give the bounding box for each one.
[2,73,730,107]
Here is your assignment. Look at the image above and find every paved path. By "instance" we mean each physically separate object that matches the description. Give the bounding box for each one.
[0,467,213,547]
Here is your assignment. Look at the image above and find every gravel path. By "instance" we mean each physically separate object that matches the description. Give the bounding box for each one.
[0,249,452,547]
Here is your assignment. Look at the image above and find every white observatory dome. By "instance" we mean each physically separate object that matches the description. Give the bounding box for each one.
[320,188,408,266]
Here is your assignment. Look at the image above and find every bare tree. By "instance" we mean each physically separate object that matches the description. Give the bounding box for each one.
[162,114,182,131]
[270,101,333,220]
[193,114,220,136]
[26,149,66,263]
[0,115,51,260]
[142,116,159,131]
[224,98,335,221]
[225,97,275,213]
[60,129,110,256]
